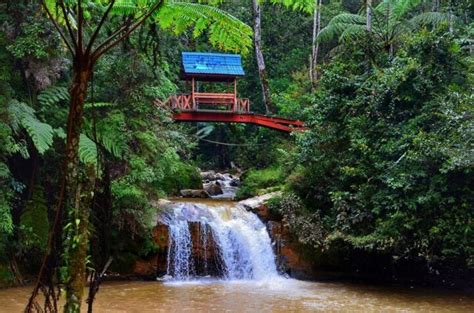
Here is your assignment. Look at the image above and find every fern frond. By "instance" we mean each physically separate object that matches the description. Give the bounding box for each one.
[156,1,253,54]
[110,0,143,16]
[38,86,70,108]
[269,0,314,14]
[8,100,54,155]
[84,112,128,159]
[79,134,98,165]
[317,13,366,43]
[84,102,116,109]
[339,24,367,43]
[411,12,454,27]
[95,128,127,158]
[331,13,366,26]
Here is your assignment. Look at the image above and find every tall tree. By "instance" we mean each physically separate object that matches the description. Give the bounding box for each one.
[310,0,322,87]
[252,0,275,114]
[367,0,372,32]
[25,1,251,312]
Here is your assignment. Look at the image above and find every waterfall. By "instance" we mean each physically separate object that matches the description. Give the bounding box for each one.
[159,202,279,281]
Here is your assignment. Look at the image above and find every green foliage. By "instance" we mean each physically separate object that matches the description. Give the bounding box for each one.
[156,1,253,54]
[37,86,70,108]
[236,167,284,199]
[268,0,314,14]
[79,133,98,165]
[291,31,473,270]
[19,186,50,253]
[8,100,54,155]
[0,264,14,288]
[6,20,52,59]
[0,163,13,235]
[317,0,454,52]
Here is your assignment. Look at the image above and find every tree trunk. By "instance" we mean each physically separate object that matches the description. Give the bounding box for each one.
[366,0,372,32]
[432,0,440,12]
[62,60,95,313]
[252,0,275,115]
[310,0,322,88]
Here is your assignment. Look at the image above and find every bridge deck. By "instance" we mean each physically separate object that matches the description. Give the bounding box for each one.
[172,110,305,132]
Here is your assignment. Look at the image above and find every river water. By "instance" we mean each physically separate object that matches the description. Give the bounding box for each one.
[1,279,473,312]
[0,191,472,312]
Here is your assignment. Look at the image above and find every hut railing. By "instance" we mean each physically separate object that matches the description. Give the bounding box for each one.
[165,94,250,113]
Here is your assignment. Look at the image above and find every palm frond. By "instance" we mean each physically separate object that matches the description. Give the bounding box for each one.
[156,1,253,54]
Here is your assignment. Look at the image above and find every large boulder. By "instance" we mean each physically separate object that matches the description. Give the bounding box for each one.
[200,170,217,181]
[180,189,209,198]
[237,192,282,221]
[204,182,223,196]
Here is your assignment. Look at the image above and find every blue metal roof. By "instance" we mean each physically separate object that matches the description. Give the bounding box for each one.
[182,52,245,77]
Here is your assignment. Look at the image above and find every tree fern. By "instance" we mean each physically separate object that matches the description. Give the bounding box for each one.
[156,1,253,54]
[317,0,443,52]
[8,100,54,155]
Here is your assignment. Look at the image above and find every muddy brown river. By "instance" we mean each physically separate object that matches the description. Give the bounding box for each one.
[0,279,472,312]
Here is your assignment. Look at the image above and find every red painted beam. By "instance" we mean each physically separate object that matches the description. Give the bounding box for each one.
[172,111,306,132]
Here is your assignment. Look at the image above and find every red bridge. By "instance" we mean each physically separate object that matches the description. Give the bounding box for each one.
[160,52,305,133]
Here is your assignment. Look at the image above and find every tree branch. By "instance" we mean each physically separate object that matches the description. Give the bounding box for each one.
[58,0,78,51]
[90,16,133,59]
[85,0,116,56]
[78,0,84,53]
[41,0,75,55]
[91,0,164,62]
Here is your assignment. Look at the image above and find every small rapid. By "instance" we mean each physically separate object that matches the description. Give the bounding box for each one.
[159,201,279,281]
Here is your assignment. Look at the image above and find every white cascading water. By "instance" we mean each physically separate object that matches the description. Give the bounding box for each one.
[159,202,279,281]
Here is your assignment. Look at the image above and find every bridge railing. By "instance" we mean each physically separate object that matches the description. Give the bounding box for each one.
[164,94,250,113]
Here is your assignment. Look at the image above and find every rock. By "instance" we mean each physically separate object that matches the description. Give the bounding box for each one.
[229,178,240,187]
[200,170,216,181]
[180,189,209,198]
[238,192,281,209]
[204,182,223,196]
[266,220,314,279]
[215,173,226,181]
